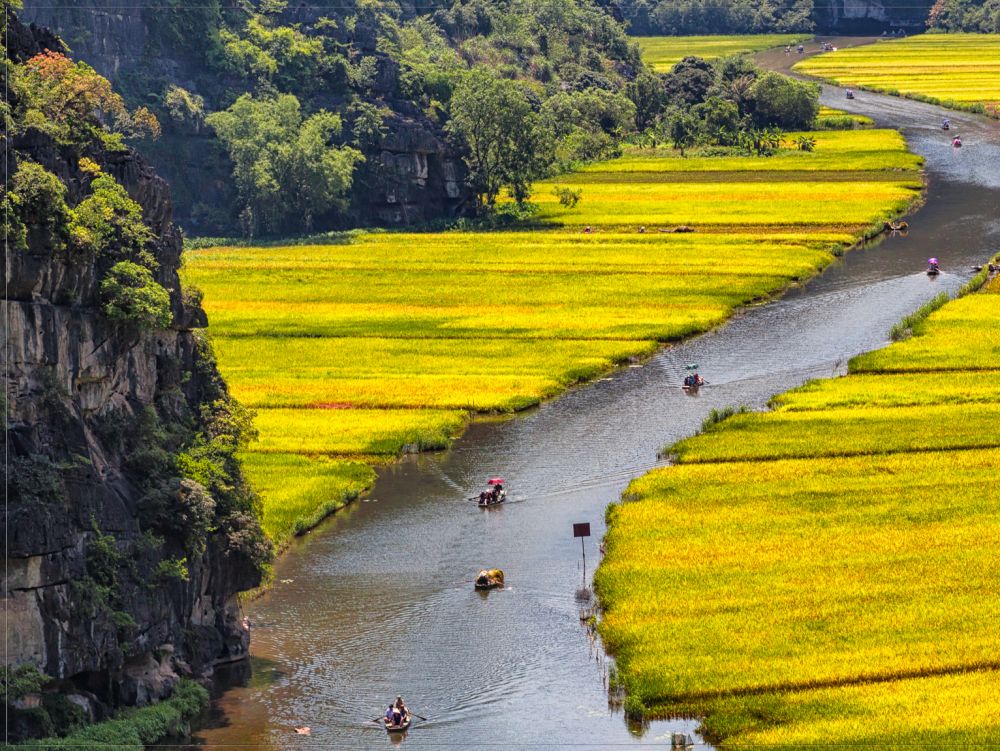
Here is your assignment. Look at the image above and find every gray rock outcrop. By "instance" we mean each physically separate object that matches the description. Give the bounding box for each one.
[3,13,268,740]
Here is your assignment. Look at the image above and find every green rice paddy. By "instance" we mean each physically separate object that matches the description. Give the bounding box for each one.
[795,33,1000,115]
[596,269,1000,745]
[636,34,810,72]
[184,129,920,548]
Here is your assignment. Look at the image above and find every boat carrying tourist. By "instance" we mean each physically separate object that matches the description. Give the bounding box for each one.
[475,569,505,590]
[477,477,507,506]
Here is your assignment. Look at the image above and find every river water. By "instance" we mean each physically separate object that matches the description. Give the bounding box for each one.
[183,48,1000,751]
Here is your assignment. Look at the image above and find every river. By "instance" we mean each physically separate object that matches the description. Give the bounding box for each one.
[181,45,1000,751]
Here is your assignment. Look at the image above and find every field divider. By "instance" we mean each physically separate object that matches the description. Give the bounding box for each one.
[674,441,1000,465]
[645,661,1000,708]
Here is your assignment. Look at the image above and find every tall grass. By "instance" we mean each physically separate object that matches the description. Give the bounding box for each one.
[597,255,1000,745]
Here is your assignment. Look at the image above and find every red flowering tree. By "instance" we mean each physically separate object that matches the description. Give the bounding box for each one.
[16,51,160,144]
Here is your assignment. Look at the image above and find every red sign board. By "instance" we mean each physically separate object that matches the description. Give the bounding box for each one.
[573,522,591,538]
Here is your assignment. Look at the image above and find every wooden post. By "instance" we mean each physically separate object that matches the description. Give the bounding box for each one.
[574,522,591,586]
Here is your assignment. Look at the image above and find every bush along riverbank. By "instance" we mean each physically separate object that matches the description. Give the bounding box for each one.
[595,257,1000,747]
[15,679,208,751]
[183,127,923,551]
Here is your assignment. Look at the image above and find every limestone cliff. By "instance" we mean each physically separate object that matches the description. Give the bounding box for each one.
[19,0,468,233]
[2,11,270,741]
[813,0,934,32]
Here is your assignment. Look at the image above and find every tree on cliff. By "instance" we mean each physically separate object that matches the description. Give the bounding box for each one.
[928,0,1000,31]
[14,50,159,146]
[206,93,363,235]
[446,67,553,209]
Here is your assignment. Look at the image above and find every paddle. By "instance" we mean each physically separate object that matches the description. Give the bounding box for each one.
[408,710,428,721]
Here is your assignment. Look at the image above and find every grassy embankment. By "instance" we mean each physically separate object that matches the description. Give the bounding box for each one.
[795,33,1000,116]
[183,129,921,548]
[635,34,810,72]
[596,265,1000,746]
[21,680,208,751]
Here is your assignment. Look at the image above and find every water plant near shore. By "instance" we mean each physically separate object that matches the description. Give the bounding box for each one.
[183,128,920,548]
[597,262,1000,745]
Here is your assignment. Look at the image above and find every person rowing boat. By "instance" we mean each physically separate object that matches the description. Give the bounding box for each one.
[384,696,410,732]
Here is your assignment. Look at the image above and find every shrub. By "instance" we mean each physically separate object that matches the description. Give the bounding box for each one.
[10,161,70,240]
[71,175,154,263]
[1,664,49,703]
[153,556,190,582]
[551,185,583,208]
[99,261,173,330]
[794,135,816,151]
[748,72,819,129]
[20,680,208,750]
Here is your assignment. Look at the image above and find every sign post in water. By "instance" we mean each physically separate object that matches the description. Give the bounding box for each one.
[573,522,591,586]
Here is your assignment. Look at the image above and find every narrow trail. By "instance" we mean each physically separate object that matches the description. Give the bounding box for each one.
[181,42,1000,751]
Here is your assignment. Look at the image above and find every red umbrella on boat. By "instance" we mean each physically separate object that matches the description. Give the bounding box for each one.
[928,258,938,265]
[487,477,505,485]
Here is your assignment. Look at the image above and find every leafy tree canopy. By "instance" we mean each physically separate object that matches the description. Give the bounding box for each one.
[206,93,364,235]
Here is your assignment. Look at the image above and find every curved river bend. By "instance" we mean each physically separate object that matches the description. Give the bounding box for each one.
[183,68,1000,750]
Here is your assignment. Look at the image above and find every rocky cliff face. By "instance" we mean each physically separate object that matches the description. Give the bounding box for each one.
[20,0,468,233]
[813,0,934,32]
[3,14,268,741]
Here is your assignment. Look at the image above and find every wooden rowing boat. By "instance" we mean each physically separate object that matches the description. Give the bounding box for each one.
[384,714,411,733]
[478,489,506,507]
[475,569,505,590]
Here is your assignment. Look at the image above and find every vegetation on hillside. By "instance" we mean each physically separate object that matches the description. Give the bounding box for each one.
[3,6,271,739]
[596,268,1000,744]
[928,0,1000,32]
[183,127,920,548]
[617,0,814,36]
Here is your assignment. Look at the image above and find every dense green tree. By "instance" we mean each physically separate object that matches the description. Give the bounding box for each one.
[928,0,1000,31]
[10,161,70,246]
[622,0,814,35]
[627,70,666,132]
[99,261,172,331]
[668,110,700,156]
[747,71,819,129]
[206,93,363,234]
[446,67,553,208]
[163,85,205,132]
[72,173,154,263]
[693,96,742,145]
[662,56,715,105]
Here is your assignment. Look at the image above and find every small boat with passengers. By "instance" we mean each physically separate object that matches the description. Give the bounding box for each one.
[382,696,412,733]
[384,713,410,733]
[475,568,505,590]
[478,477,507,507]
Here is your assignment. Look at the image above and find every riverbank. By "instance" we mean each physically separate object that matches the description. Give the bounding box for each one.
[794,33,1000,118]
[183,128,922,550]
[18,680,208,751]
[596,254,1000,744]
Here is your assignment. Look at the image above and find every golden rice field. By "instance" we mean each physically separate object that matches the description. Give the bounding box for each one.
[596,266,1000,745]
[795,33,1000,115]
[184,129,920,547]
[636,34,809,72]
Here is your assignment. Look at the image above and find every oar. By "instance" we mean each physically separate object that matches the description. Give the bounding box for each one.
[408,710,428,721]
